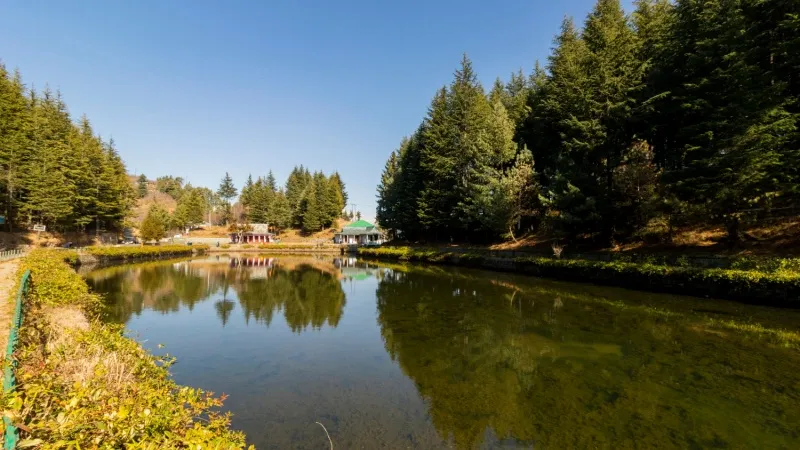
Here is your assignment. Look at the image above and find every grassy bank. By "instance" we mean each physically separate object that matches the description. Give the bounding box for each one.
[358,247,800,307]
[211,243,340,252]
[77,244,209,264]
[1,250,250,448]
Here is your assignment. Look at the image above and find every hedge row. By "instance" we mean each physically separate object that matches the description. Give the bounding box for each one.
[1,250,249,448]
[80,244,208,261]
[357,247,800,306]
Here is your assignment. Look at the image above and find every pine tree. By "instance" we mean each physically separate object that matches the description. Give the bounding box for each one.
[0,65,31,231]
[155,176,184,200]
[217,172,237,203]
[487,147,541,240]
[376,151,398,232]
[240,174,255,209]
[328,172,347,219]
[650,0,795,241]
[270,189,292,231]
[137,174,148,198]
[217,172,237,224]
[248,177,273,224]
[140,204,167,243]
[300,179,321,232]
[285,165,311,227]
[265,170,277,192]
[22,88,75,228]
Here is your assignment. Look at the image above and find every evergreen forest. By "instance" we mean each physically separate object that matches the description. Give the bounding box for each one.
[376,0,800,245]
[239,166,349,232]
[0,65,134,232]
[0,60,349,237]
[138,166,349,238]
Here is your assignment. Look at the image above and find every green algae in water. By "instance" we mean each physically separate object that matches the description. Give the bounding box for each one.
[86,256,800,449]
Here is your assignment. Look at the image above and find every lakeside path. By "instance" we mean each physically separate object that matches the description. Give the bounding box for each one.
[0,259,21,356]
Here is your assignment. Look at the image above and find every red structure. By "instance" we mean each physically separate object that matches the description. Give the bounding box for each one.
[229,232,277,244]
[229,223,278,244]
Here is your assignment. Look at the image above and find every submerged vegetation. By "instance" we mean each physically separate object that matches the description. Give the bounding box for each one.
[1,250,250,448]
[375,265,800,448]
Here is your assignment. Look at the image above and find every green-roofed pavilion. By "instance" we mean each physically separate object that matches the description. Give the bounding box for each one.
[344,219,374,228]
[334,220,385,246]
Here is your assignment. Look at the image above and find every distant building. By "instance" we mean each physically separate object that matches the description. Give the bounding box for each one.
[334,220,385,246]
[229,223,278,244]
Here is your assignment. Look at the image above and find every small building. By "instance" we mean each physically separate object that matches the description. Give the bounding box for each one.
[229,223,278,244]
[334,220,385,246]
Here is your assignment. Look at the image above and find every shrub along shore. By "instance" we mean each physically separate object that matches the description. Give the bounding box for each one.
[1,250,251,448]
[357,247,800,307]
[73,244,209,265]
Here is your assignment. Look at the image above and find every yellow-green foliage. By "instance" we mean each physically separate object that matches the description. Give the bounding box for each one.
[256,244,316,250]
[84,244,205,260]
[21,249,100,309]
[358,247,800,305]
[1,250,250,448]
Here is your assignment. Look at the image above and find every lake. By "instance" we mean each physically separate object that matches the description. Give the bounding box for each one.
[84,254,800,449]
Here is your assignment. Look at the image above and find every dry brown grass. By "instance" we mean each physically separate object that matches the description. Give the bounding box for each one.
[187,225,230,238]
[132,190,177,225]
[42,306,139,391]
[488,217,800,256]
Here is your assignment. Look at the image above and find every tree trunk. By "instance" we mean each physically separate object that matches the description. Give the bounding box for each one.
[725,215,741,247]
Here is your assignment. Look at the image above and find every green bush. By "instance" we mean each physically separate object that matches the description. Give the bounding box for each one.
[19,249,100,309]
[83,245,202,260]
[730,256,800,275]
[1,250,250,448]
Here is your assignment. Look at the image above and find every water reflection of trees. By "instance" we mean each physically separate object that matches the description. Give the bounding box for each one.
[375,268,800,449]
[86,258,346,331]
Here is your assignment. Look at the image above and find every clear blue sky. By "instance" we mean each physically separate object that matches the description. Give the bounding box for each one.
[0,0,633,222]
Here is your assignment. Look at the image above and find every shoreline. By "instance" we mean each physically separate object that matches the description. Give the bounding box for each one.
[207,247,343,254]
[2,250,248,447]
[357,247,800,307]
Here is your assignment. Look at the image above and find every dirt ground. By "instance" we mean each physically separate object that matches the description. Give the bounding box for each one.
[488,217,800,257]
[0,259,21,355]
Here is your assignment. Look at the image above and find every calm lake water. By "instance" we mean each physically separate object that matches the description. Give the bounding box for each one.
[84,255,800,449]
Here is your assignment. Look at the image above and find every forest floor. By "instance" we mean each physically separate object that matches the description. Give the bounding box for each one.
[488,217,800,257]
[0,259,20,356]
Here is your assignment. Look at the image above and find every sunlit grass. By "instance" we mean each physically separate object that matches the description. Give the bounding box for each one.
[704,318,800,349]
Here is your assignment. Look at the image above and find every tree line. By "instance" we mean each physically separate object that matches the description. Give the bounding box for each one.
[0,64,134,233]
[138,166,349,242]
[377,0,799,245]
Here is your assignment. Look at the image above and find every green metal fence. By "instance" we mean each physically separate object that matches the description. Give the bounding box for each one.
[3,269,31,449]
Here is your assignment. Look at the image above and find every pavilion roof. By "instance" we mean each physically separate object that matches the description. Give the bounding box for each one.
[343,219,375,229]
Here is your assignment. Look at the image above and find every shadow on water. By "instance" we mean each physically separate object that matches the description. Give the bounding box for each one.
[85,255,800,449]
